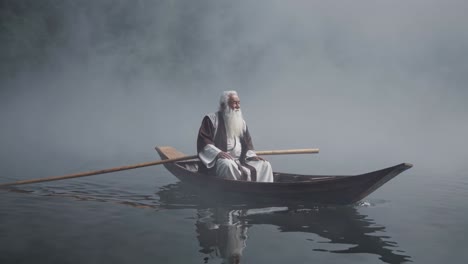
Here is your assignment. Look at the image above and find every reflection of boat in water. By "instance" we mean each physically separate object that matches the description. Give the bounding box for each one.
[157,183,412,264]
[243,207,411,264]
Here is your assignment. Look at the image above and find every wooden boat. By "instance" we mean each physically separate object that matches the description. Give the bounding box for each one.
[155,146,413,205]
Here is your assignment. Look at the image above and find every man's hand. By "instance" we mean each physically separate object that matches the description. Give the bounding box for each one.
[217,152,234,160]
[247,156,266,161]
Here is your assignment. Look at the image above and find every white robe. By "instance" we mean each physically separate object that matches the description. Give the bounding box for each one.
[198,114,274,182]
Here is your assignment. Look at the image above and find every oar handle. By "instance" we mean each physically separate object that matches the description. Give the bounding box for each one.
[257,148,319,155]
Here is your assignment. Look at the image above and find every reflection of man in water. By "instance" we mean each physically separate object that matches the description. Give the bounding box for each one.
[196,208,248,264]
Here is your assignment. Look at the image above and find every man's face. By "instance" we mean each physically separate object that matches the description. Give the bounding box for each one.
[227,94,241,111]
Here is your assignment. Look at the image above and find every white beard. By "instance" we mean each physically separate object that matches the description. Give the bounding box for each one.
[224,108,244,138]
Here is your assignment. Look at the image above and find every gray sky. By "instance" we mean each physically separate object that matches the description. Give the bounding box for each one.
[1,0,467,177]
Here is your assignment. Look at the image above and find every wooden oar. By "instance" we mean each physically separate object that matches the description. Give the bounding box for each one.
[256,149,319,155]
[0,148,319,187]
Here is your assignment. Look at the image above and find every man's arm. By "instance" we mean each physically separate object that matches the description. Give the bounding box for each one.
[197,117,237,171]
[197,116,216,153]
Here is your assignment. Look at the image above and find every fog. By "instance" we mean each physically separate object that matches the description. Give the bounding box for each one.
[1,0,467,179]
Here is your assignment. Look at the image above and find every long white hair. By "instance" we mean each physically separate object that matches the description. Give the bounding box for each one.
[219,91,244,138]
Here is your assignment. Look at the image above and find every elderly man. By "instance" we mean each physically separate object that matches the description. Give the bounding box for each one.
[197,91,274,182]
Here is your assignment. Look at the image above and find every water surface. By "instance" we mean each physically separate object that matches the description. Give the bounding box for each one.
[1,160,467,264]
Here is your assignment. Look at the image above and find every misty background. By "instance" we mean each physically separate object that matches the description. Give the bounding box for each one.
[1,0,467,182]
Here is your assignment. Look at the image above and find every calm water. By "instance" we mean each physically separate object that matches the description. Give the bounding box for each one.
[1,158,467,264]
[2,1,468,263]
